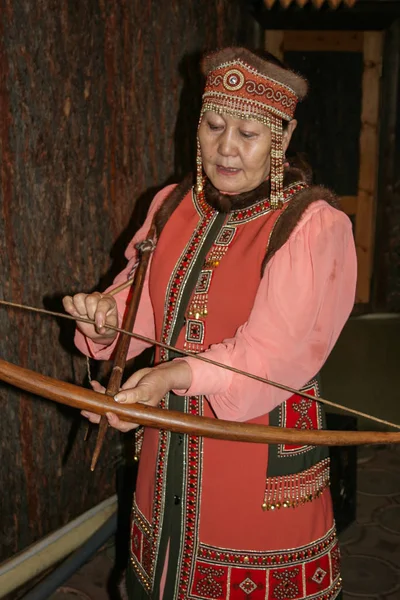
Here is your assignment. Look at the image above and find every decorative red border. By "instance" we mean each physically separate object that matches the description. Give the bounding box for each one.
[190,527,341,599]
[131,194,219,590]
[278,379,323,457]
[175,396,204,599]
[160,190,217,362]
[204,59,299,121]
[194,182,307,226]
[130,496,153,593]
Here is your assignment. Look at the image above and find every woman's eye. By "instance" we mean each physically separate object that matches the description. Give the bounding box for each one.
[240,131,256,139]
[208,123,222,131]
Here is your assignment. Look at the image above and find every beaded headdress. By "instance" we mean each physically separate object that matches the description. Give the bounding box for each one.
[197,48,308,209]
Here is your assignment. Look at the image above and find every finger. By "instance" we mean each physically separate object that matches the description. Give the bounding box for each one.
[120,368,153,391]
[105,412,138,433]
[62,296,80,317]
[90,380,106,394]
[72,293,90,316]
[81,410,101,424]
[92,296,117,332]
[83,292,103,321]
[114,382,153,405]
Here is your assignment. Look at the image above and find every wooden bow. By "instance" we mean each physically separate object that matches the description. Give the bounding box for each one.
[1,357,400,446]
[1,296,400,448]
[1,213,400,459]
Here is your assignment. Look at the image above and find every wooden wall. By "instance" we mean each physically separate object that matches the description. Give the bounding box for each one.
[374,20,400,311]
[0,0,254,565]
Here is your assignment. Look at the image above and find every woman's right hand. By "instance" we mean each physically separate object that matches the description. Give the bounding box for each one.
[62,292,118,344]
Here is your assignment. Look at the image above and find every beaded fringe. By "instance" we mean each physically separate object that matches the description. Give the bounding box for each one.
[262,458,331,511]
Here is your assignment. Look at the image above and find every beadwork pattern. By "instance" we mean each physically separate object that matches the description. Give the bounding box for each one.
[192,526,341,599]
[185,225,237,353]
[203,59,299,122]
[277,379,323,457]
[174,396,204,599]
[194,181,307,225]
[262,457,331,512]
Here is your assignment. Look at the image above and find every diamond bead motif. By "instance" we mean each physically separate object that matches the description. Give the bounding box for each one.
[239,577,258,594]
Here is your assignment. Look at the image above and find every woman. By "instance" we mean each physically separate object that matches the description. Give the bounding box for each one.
[63,48,356,599]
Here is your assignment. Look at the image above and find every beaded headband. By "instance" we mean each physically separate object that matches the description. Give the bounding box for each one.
[202,58,299,123]
[196,48,308,209]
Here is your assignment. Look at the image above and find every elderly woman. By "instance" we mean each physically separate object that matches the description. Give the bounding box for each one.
[63,48,356,600]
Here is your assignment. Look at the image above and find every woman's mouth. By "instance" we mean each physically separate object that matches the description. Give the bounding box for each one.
[216,165,241,176]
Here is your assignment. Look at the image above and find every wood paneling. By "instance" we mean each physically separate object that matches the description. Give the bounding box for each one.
[263,0,357,7]
[339,195,358,215]
[0,0,254,567]
[264,29,284,60]
[283,30,363,52]
[373,20,400,311]
[354,32,383,303]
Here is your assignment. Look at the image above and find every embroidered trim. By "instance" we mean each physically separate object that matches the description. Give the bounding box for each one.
[228,182,307,225]
[161,189,218,361]
[278,379,323,457]
[185,224,237,352]
[197,524,338,567]
[208,59,297,96]
[132,195,219,591]
[133,427,144,462]
[130,496,153,593]
[191,526,341,599]
[186,319,205,345]
[193,185,217,218]
[175,396,204,599]
[149,414,170,586]
[130,402,172,589]
[193,181,307,225]
[195,269,213,294]
[203,59,299,122]
[262,458,330,511]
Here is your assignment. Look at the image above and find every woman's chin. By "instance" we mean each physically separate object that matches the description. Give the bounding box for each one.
[209,174,245,195]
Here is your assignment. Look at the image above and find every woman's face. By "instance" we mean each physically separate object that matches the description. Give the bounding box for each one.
[198,111,273,194]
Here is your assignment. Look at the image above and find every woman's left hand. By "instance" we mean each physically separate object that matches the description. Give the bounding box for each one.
[85,361,192,433]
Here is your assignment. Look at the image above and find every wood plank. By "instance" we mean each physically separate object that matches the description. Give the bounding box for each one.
[264,30,284,61]
[264,0,359,6]
[372,20,400,310]
[355,31,383,303]
[339,195,358,215]
[284,30,364,52]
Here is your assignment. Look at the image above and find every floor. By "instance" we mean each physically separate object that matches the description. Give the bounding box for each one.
[47,316,400,599]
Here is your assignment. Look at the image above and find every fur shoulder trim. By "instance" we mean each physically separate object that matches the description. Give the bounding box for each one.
[154,174,194,237]
[262,185,340,273]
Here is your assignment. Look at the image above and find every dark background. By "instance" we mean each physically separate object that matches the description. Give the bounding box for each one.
[0,0,399,573]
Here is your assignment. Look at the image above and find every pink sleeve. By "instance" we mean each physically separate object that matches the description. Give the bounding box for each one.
[177,201,357,421]
[74,184,177,361]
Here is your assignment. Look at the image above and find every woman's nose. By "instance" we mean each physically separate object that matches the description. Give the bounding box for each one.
[218,130,236,157]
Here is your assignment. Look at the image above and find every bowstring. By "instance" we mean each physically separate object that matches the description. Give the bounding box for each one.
[0,298,399,431]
